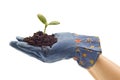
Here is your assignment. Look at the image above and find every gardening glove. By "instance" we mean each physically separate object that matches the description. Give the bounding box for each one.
[10,32,102,68]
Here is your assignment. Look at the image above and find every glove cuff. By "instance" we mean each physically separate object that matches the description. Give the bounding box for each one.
[73,50,101,68]
[73,33,102,68]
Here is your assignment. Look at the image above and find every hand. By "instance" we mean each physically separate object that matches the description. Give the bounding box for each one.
[10,32,102,68]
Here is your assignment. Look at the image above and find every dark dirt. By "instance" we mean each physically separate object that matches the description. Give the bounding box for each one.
[23,31,57,47]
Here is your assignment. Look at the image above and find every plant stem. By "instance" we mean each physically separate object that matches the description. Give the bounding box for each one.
[43,24,47,34]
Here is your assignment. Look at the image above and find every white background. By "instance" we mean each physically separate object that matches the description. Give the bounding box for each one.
[0,0,120,80]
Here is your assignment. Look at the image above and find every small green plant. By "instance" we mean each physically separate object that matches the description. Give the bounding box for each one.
[37,14,60,34]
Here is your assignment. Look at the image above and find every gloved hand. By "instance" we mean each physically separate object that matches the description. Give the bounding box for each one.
[10,32,102,68]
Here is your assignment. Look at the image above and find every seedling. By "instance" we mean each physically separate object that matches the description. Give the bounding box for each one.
[23,13,60,47]
[37,14,60,34]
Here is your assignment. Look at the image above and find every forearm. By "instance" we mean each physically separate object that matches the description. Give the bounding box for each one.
[88,55,120,80]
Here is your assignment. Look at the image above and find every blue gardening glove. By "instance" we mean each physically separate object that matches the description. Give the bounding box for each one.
[10,32,102,68]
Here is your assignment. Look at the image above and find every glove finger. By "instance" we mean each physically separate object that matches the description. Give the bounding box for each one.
[16,37,45,54]
[17,41,42,51]
[10,41,47,62]
[17,42,49,58]
[10,41,19,49]
[16,36,24,41]
[10,41,41,53]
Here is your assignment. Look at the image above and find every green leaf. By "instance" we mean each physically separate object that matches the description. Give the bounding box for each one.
[37,14,47,24]
[48,21,60,25]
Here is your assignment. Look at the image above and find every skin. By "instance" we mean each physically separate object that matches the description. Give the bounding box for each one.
[87,55,120,80]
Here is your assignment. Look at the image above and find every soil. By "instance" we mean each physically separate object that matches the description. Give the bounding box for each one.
[23,31,57,47]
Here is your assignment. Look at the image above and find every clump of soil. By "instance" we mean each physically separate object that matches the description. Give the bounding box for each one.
[23,31,57,47]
